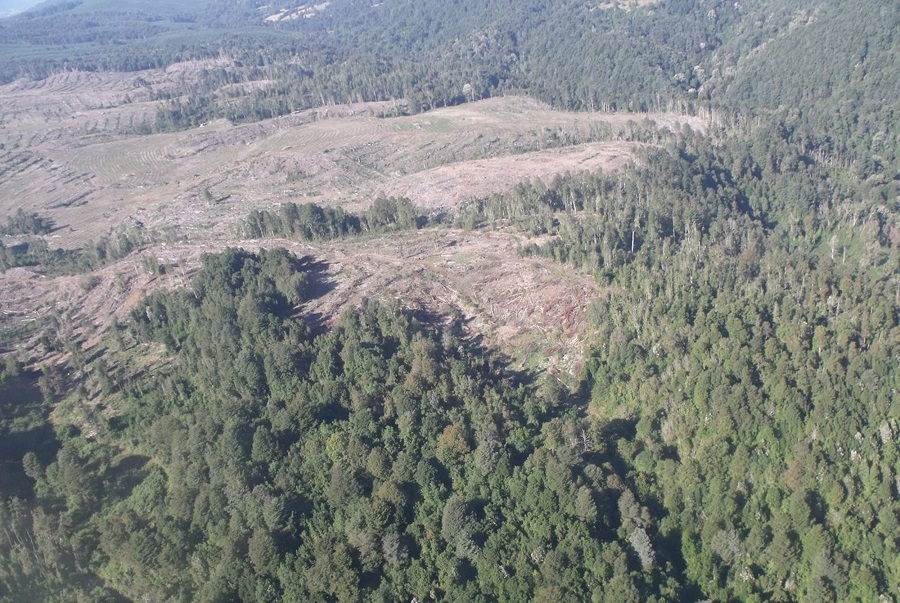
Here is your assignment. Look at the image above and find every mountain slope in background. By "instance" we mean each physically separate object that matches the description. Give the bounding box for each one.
[0,0,43,18]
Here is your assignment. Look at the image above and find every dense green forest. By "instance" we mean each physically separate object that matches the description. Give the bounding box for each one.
[2,122,897,601]
[1,249,692,601]
[1,0,899,601]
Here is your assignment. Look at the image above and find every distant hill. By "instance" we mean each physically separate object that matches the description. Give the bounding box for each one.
[12,0,214,17]
[69,0,209,12]
[706,0,900,165]
[0,0,896,163]
[0,0,43,18]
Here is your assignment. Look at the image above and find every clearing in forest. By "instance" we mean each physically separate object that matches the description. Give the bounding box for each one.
[0,66,701,374]
[0,66,704,247]
[0,228,604,379]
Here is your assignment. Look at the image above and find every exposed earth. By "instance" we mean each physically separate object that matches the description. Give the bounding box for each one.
[0,61,703,374]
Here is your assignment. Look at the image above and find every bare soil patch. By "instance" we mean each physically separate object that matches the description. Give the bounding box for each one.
[1,228,603,378]
[375,141,639,210]
[0,86,704,248]
[1,76,698,376]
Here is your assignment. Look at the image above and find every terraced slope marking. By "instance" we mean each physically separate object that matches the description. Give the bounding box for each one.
[1,90,704,246]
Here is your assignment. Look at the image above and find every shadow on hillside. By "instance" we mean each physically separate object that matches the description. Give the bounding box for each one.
[104,454,152,502]
[0,371,58,500]
[408,307,537,389]
[296,255,337,335]
[298,255,335,299]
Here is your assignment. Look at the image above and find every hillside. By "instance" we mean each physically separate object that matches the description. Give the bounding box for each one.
[0,0,41,18]
[0,71,701,247]
[0,1,898,602]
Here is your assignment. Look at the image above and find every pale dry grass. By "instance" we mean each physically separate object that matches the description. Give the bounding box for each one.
[0,86,703,248]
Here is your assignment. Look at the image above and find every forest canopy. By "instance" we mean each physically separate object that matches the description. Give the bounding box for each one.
[0,0,898,602]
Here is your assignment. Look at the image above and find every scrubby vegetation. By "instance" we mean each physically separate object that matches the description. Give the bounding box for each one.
[0,222,157,276]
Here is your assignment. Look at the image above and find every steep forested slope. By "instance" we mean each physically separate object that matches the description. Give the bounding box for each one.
[1,1,898,602]
[3,250,688,602]
[509,131,898,602]
[708,0,900,168]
